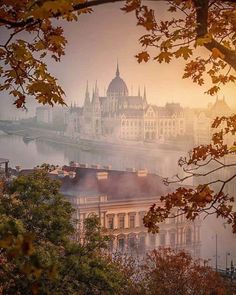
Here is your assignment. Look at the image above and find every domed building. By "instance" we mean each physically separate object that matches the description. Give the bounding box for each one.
[81,63,148,140]
[107,64,129,97]
[76,63,192,141]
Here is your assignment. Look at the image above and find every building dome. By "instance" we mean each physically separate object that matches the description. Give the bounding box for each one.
[107,64,129,96]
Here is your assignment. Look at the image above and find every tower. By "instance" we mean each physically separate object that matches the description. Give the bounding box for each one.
[143,86,148,108]
[91,81,101,136]
[84,81,90,108]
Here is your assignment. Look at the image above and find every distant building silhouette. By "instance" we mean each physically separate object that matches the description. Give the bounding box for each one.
[66,63,186,142]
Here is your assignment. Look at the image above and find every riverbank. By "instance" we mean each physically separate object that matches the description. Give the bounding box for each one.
[0,121,191,154]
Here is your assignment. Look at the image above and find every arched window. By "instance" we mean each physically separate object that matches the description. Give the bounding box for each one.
[186,228,192,245]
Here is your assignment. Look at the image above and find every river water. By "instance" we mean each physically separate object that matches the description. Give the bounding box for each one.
[0,134,184,178]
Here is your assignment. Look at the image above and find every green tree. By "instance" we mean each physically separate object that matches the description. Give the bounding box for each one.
[0,170,133,295]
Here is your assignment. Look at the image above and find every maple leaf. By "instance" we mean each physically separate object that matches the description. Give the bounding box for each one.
[205,85,220,96]
[121,0,141,12]
[195,34,212,47]
[155,52,172,63]
[135,51,150,63]
[174,46,193,60]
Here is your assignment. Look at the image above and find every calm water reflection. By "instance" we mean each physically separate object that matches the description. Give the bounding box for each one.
[0,134,184,177]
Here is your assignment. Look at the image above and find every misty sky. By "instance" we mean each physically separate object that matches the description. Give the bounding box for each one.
[0,1,235,118]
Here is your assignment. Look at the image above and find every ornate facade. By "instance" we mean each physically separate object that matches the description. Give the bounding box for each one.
[50,164,201,257]
[67,64,186,142]
[193,97,233,145]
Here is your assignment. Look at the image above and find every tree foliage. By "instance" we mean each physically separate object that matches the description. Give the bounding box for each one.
[144,114,236,233]
[141,248,228,295]
[0,170,133,295]
[0,0,235,108]
[125,0,236,95]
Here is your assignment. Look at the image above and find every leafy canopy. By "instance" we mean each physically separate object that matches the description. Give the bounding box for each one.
[0,170,133,295]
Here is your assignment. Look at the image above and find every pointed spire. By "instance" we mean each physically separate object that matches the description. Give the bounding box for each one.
[86,80,89,96]
[95,80,99,97]
[143,86,147,100]
[116,60,120,77]
[84,81,90,107]
[92,87,95,99]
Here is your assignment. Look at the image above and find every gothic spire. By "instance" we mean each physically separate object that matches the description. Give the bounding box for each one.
[116,61,120,77]
[95,80,99,97]
[143,86,147,100]
[84,81,90,107]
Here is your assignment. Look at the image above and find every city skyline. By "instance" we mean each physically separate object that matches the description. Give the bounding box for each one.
[0,1,235,119]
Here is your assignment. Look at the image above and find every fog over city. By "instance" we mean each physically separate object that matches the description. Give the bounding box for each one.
[0,0,236,288]
[0,1,235,120]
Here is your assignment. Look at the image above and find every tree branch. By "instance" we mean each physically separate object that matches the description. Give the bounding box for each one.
[193,0,236,70]
[0,0,124,28]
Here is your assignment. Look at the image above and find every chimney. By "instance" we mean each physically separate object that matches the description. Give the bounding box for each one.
[79,163,88,168]
[91,164,100,169]
[70,161,79,167]
[96,171,108,180]
[137,168,148,177]
[15,165,21,172]
[103,165,112,170]
[126,167,136,172]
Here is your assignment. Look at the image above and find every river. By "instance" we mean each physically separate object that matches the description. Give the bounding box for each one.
[0,134,184,178]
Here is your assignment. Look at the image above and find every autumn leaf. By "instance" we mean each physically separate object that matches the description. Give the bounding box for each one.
[121,0,141,12]
[175,46,193,60]
[195,34,212,47]
[155,52,172,63]
[205,85,220,95]
[136,51,150,63]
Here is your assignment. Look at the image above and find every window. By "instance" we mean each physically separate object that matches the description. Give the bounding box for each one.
[139,211,146,227]
[128,235,136,250]
[186,228,192,245]
[160,233,166,246]
[118,214,125,229]
[129,214,135,228]
[138,235,146,253]
[107,215,114,229]
[170,232,175,246]
[150,234,156,249]
[118,238,125,251]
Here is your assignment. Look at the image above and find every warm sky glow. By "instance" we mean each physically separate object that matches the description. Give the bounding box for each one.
[50,1,235,109]
[0,1,235,118]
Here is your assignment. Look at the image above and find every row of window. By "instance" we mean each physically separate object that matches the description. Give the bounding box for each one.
[110,228,193,252]
[121,120,184,128]
[160,120,184,127]
[107,212,180,230]
[122,121,142,127]
[107,213,144,230]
